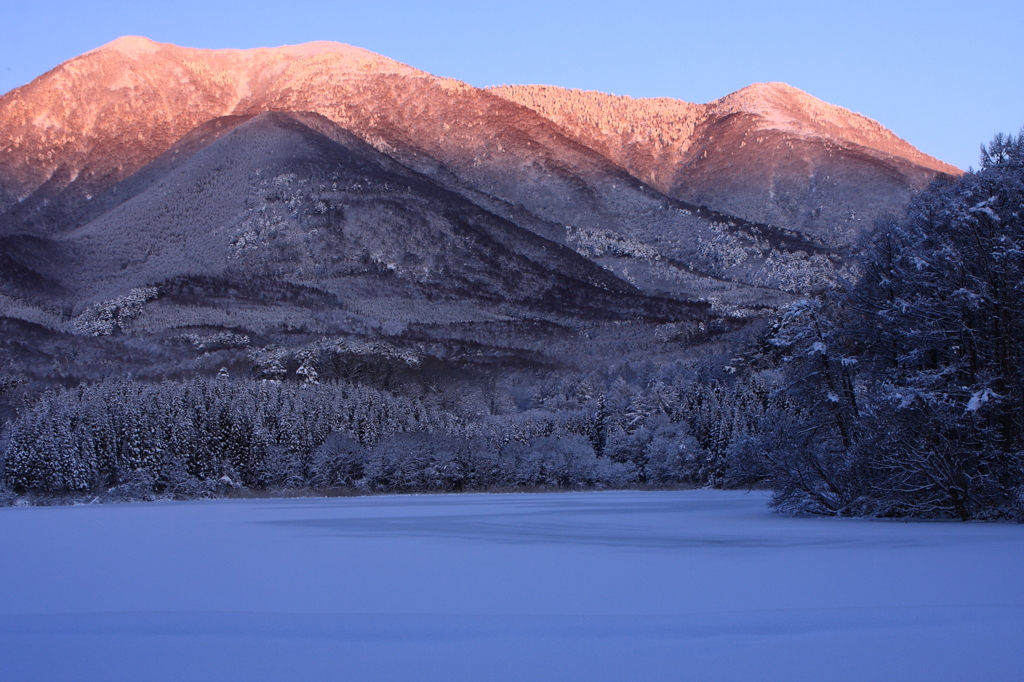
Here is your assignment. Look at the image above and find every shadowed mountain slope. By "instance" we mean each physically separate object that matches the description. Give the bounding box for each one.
[60,111,696,321]
[0,110,728,399]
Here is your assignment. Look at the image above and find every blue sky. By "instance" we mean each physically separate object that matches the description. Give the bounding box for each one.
[1,0,1021,170]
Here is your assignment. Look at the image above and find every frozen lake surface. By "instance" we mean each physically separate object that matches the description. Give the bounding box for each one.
[1,489,1022,681]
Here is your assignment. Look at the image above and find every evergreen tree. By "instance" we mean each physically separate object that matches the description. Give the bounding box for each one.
[739,130,1024,519]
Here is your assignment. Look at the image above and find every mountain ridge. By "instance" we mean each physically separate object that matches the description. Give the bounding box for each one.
[0,36,960,395]
[489,82,959,240]
[1,37,957,242]
[1,37,876,313]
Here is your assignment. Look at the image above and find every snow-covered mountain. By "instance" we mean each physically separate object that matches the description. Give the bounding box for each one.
[0,36,958,389]
[491,82,959,243]
[1,37,956,244]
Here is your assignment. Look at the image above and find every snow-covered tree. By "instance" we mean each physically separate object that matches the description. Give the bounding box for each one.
[739,130,1024,519]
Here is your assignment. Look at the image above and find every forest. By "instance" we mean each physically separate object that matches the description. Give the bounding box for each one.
[0,132,1021,520]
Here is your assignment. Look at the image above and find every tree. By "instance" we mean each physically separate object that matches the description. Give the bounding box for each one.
[850,131,1024,518]
[740,130,1024,519]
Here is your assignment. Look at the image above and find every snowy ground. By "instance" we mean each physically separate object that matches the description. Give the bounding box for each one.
[1,490,1022,682]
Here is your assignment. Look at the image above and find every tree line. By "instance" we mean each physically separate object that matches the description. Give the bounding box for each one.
[0,374,742,501]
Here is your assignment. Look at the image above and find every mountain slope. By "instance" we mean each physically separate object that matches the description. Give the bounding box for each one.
[0,109,722,396]
[489,82,960,242]
[61,111,689,317]
[0,42,801,312]
[0,36,964,411]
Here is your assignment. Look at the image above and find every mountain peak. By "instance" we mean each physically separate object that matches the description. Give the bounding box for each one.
[89,35,162,58]
[715,81,873,131]
[716,82,960,174]
[81,36,413,79]
[719,81,813,109]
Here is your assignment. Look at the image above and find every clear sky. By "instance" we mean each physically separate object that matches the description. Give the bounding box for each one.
[1,0,1021,171]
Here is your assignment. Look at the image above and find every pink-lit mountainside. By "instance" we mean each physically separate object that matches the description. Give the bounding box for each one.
[0,37,958,390]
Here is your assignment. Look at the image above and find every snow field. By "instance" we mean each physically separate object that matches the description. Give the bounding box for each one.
[0,489,1022,681]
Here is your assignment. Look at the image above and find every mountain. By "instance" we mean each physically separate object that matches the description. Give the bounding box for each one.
[61,109,687,319]
[1,36,912,308]
[0,36,958,396]
[0,37,957,252]
[490,82,960,244]
[0,106,709,395]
